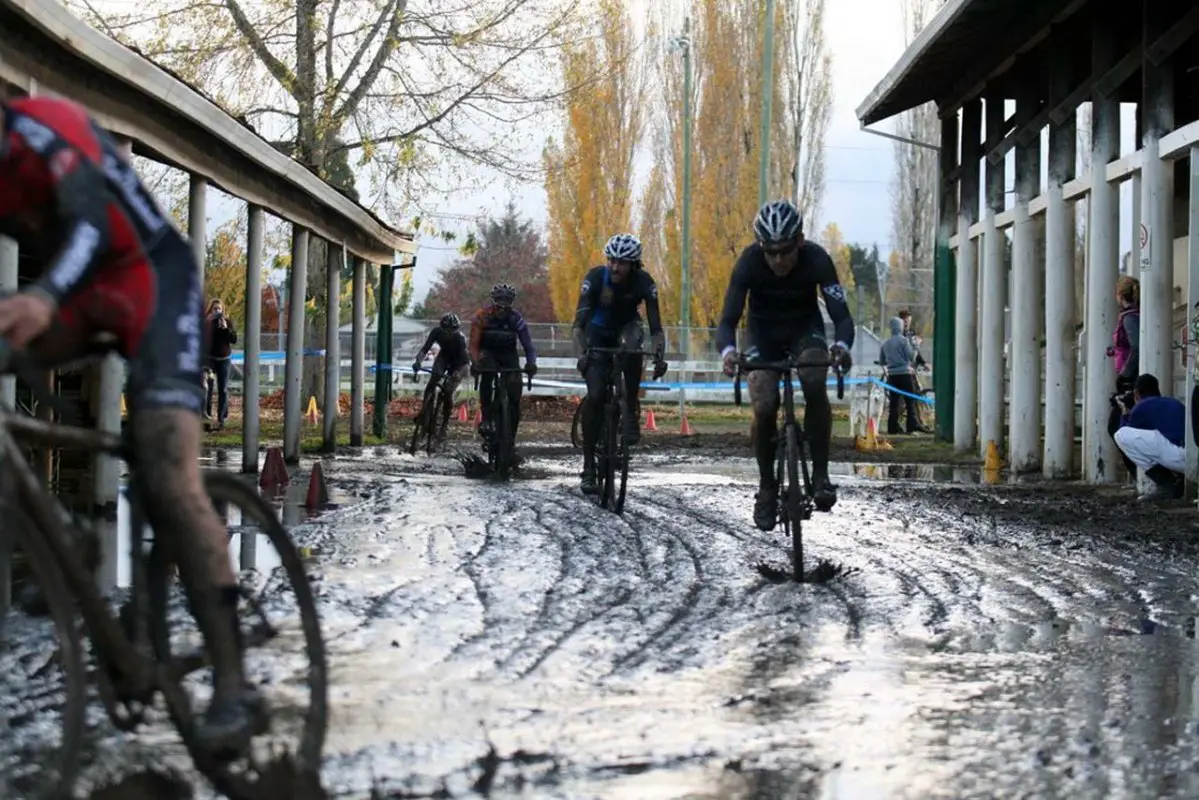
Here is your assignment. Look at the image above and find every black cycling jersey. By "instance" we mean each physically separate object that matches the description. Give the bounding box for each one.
[573,265,664,339]
[417,326,469,367]
[715,240,854,356]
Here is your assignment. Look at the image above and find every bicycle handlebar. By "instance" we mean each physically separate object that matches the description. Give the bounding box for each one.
[732,352,846,407]
[472,365,534,392]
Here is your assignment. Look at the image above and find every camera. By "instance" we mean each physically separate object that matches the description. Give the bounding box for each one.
[1109,390,1134,412]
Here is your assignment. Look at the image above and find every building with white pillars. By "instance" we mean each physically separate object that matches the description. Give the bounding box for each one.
[0,0,416,599]
[857,0,1199,484]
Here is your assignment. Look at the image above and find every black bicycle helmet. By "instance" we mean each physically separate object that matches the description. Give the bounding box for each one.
[490,283,516,306]
[440,312,460,330]
[752,199,803,245]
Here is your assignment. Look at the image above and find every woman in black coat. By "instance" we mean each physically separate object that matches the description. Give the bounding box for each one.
[205,298,238,428]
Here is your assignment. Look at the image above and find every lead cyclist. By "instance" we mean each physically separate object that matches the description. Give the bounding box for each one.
[715,200,854,531]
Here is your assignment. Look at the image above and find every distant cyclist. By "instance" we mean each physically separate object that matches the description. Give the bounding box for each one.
[716,200,854,530]
[468,283,537,448]
[412,312,470,435]
[572,233,667,495]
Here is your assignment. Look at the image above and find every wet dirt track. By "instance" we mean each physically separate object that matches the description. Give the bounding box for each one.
[8,443,1199,798]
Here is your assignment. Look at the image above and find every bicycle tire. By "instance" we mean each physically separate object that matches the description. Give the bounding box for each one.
[431,385,451,452]
[600,400,619,510]
[422,384,441,455]
[146,471,328,798]
[2,507,87,800]
[408,390,431,456]
[784,424,804,579]
[612,395,630,514]
[495,392,513,479]
[570,402,584,449]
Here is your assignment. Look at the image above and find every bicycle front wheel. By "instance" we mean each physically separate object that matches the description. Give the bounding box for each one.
[0,507,87,800]
[495,394,514,479]
[611,397,631,514]
[784,424,804,579]
[408,393,431,456]
[571,401,584,449]
[147,471,328,798]
[599,400,620,510]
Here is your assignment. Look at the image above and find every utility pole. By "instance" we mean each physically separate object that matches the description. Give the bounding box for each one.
[758,0,777,205]
[671,19,694,421]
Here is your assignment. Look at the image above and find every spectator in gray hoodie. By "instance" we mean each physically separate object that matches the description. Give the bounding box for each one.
[880,316,929,435]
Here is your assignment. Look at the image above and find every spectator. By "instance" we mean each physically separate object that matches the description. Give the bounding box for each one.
[879,316,930,435]
[1107,276,1140,474]
[205,298,238,429]
[1113,373,1184,501]
[897,308,929,427]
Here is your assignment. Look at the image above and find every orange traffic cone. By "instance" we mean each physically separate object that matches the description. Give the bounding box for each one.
[644,408,658,432]
[306,461,331,509]
[457,403,468,422]
[680,415,694,435]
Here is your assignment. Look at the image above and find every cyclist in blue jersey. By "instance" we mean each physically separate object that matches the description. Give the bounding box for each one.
[572,233,668,495]
[716,200,854,530]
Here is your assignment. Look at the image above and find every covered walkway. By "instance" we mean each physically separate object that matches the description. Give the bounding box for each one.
[857,0,1199,484]
[0,0,416,597]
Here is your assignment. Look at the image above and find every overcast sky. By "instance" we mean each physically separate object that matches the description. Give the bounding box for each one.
[408,0,910,302]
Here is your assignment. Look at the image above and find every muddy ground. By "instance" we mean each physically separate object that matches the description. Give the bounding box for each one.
[4,430,1199,799]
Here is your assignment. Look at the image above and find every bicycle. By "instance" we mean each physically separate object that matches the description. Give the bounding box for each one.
[733,350,845,581]
[472,365,533,480]
[584,346,662,514]
[0,341,327,799]
[570,401,584,449]
[408,366,454,455]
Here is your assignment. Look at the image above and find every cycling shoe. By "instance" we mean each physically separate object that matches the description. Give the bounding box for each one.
[196,686,269,760]
[753,491,778,531]
[813,480,837,512]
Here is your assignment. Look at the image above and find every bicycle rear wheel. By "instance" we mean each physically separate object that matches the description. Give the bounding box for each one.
[147,471,328,798]
[570,402,584,449]
[783,424,804,579]
[0,507,87,800]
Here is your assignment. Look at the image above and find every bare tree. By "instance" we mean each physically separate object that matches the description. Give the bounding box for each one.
[887,0,942,324]
[784,0,833,227]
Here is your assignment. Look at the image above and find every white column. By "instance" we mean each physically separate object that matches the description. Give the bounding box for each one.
[1045,183,1077,477]
[1138,7,1175,394]
[351,259,367,447]
[954,99,982,453]
[243,205,264,473]
[1009,107,1043,473]
[94,138,134,594]
[283,228,309,463]
[1083,20,1121,483]
[1130,173,1142,277]
[189,174,207,282]
[322,243,342,452]
[979,95,1007,458]
[1187,147,1199,490]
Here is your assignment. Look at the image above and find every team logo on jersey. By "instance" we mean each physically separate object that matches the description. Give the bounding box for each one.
[823,284,847,304]
[649,283,658,300]
[580,280,591,295]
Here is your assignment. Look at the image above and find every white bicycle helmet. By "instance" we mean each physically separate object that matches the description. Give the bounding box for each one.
[752,200,803,245]
[603,233,642,262]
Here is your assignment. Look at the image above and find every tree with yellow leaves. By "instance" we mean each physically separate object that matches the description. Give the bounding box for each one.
[543,0,650,322]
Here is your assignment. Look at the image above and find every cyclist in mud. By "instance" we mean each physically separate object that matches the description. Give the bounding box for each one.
[469,283,538,451]
[717,199,854,531]
[0,95,260,752]
[412,312,470,435]
[572,233,668,495]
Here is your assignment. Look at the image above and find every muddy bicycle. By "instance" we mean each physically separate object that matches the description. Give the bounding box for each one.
[0,341,327,799]
[408,366,455,455]
[585,346,664,514]
[733,350,845,581]
[473,365,533,480]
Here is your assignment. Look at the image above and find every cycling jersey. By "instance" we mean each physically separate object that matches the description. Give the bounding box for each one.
[468,304,536,364]
[573,265,664,339]
[0,96,204,413]
[417,326,469,369]
[715,240,854,358]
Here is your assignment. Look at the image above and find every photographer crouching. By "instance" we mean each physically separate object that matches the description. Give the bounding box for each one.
[1112,374,1185,501]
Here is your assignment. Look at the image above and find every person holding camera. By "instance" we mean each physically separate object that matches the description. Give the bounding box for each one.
[1112,373,1184,501]
[205,298,238,429]
[1106,276,1141,474]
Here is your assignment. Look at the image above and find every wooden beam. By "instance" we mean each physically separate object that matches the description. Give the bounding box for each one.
[986,101,1044,165]
[1146,4,1199,65]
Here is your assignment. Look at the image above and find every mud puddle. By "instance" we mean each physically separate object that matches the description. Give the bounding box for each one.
[6,452,1199,798]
